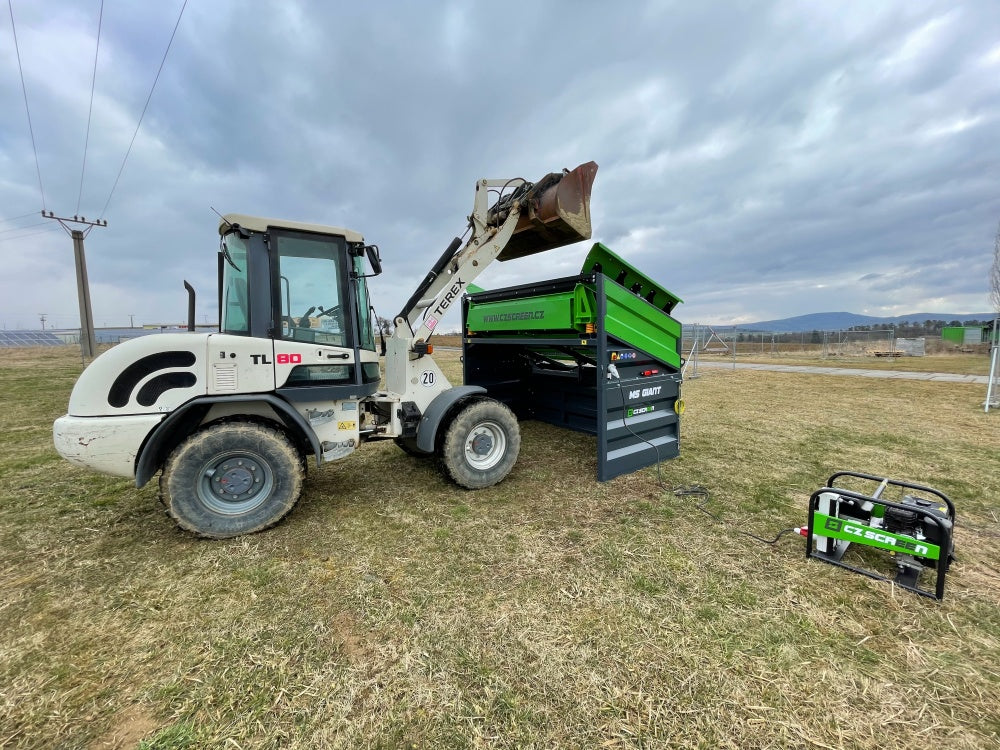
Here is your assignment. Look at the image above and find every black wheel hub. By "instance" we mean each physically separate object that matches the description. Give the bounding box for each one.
[218,465,257,495]
[471,433,494,455]
[203,456,268,511]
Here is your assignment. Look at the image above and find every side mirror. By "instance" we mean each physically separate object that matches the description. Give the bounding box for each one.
[365,245,382,276]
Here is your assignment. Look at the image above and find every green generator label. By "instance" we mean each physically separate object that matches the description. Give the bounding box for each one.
[812,512,940,560]
[626,405,654,417]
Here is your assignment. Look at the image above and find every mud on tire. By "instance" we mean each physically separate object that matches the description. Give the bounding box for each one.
[440,399,520,489]
[161,422,304,539]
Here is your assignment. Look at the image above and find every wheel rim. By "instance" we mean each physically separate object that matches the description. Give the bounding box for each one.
[196,450,275,515]
[464,420,507,471]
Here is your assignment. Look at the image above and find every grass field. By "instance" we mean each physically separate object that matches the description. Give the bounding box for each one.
[1,347,998,749]
[696,351,993,376]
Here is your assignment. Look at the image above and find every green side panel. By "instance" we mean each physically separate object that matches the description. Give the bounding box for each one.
[573,284,597,327]
[604,280,682,370]
[582,242,683,312]
[812,512,941,560]
[941,327,964,344]
[466,286,596,333]
[465,242,682,370]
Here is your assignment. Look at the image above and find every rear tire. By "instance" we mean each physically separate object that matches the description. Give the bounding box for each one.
[161,422,304,539]
[440,399,520,489]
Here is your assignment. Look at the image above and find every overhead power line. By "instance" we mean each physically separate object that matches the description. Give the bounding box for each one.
[7,0,46,210]
[76,0,104,215]
[99,0,188,219]
[0,211,42,224]
[0,219,48,235]
[0,224,63,245]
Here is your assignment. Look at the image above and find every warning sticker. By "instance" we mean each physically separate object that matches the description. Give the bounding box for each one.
[611,351,638,361]
[337,421,357,431]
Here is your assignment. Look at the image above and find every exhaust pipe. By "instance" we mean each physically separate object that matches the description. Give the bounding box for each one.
[184,280,196,331]
[496,161,598,262]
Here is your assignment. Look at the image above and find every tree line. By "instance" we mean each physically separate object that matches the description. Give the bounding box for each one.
[846,320,993,337]
[724,319,993,344]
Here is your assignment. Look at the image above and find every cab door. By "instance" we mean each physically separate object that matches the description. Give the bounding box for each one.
[269,228,359,396]
[268,228,368,459]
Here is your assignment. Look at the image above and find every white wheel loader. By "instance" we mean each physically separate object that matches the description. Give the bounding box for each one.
[53,162,598,538]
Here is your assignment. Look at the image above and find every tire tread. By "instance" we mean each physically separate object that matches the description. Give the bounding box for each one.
[161,421,304,538]
[440,399,520,489]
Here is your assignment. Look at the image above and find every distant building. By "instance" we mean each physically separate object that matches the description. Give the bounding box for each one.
[941,325,991,346]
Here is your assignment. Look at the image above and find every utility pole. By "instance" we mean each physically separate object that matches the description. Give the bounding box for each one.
[39,313,47,330]
[42,211,107,360]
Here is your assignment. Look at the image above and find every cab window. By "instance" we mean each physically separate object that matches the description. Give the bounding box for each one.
[274,231,348,347]
[220,233,249,334]
[354,255,376,352]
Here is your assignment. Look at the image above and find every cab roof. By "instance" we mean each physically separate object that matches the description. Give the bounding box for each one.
[220,213,364,244]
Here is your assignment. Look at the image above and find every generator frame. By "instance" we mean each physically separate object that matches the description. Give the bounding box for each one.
[805,471,956,600]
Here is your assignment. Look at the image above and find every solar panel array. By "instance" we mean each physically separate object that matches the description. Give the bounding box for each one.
[0,331,67,348]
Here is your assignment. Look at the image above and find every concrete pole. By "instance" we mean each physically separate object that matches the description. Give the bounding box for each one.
[986,316,999,413]
[72,229,98,359]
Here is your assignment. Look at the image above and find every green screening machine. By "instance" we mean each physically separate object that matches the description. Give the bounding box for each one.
[462,243,684,481]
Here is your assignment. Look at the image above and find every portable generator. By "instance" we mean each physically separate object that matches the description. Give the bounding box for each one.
[802,471,956,600]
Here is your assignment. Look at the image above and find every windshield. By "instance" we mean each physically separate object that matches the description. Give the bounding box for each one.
[220,233,249,334]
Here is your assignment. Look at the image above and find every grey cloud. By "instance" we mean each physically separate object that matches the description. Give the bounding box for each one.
[1,0,999,329]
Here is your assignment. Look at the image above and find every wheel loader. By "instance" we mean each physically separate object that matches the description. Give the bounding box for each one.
[53,162,598,538]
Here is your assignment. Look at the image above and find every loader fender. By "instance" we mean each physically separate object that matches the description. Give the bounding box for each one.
[134,394,322,488]
[416,386,487,454]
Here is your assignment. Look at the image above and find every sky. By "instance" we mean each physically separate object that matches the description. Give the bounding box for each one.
[1,0,999,331]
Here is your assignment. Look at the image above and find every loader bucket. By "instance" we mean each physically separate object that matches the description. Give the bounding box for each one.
[497,161,598,261]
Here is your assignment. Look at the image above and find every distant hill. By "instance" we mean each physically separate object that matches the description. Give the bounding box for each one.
[713,312,995,333]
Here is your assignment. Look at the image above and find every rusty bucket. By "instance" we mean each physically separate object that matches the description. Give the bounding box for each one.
[496,161,598,261]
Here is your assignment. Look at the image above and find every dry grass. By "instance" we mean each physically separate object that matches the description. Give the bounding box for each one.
[1,347,998,749]
[698,351,992,376]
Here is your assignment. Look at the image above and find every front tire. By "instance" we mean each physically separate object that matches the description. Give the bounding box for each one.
[161,422,304,539]
[440,399,520,489]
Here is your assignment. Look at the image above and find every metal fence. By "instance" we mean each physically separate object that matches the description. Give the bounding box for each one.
[680,325,905,359]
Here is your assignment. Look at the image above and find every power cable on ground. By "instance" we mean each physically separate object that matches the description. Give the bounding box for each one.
[671,484,799,546]
[609,369,797,547]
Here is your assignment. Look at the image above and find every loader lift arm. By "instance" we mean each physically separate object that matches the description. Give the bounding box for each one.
[395,162,598,344]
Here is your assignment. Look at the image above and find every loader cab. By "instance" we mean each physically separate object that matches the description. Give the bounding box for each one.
[218,214,381,391]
